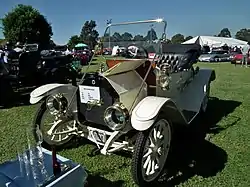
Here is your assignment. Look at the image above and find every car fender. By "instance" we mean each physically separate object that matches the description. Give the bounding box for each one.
[131,96,187,131]
[30,83,77,104]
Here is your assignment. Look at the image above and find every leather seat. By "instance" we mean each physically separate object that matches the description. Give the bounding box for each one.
[156,43,201,72]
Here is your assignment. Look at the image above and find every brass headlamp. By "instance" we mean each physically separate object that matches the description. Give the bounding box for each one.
[104,103,129,131]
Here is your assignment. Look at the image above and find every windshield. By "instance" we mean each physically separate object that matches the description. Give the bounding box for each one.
[80,19,166,77]
[24,44,38,52]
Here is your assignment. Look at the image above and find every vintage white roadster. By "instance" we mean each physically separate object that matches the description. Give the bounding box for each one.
[29,19,215,186]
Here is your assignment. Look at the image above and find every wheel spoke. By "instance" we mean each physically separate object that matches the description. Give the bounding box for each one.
[67,125,73,130]
[51,135,55,140]
[158,124,166,139]
[143,155,151,169]
[143,149,152,158]
[157,130,161,139]
[150,160,155,175]
[157,147,162,156]
[149,134,155,147]
[146,157,152,176]
[153,128,157,140]
[46,122,57,135]
[59,134,62,141]
[158,139,164,148]
[45,119,76,142]
[155,156,160,166]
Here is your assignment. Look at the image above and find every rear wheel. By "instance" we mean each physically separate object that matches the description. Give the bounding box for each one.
[131,116,172,186]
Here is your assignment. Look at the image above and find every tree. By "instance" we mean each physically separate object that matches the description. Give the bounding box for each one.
[0,38,7,47]
[80,20,99,49]
[165,39,172,44]
[133,34,145,41]
[235,28,250,42]
[217,28,231,37]
[67,35,81,49]
[48,39,56,49]
[102,33,110,42]
[121,32,133,41]
[185,36,193,41]
[112,32,122,42]
[1,4,53,49]
[144,28,158,41]
[171,34,185,44]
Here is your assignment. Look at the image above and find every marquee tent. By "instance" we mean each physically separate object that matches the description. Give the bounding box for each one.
[182,36,247,48]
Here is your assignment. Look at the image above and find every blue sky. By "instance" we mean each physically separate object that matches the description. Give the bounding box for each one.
[0,0,249,44]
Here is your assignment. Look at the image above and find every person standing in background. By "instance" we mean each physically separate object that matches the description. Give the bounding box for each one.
[241,42,250,67]
[0,47,4,63]
[3,50,8,63]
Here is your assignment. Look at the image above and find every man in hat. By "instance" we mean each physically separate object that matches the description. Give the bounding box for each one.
[241,42,250,67]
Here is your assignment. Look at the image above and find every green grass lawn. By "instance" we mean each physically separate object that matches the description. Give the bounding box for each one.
[1,62,250,186]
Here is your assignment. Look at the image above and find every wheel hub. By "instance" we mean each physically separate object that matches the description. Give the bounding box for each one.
[151,139,163,157]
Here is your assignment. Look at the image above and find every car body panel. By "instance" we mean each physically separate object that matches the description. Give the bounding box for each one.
[131,68,215,131]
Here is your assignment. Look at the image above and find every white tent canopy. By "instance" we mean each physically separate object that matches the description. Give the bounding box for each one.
[182,36,247,48]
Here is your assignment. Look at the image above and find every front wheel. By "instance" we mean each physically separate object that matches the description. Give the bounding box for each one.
[33,101,75,148]
[131,117,172,186]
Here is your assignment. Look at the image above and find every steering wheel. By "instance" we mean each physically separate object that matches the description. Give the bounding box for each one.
[126,45,148,59]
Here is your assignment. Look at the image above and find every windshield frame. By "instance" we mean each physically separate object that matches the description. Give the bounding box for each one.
[79,19,167,82]
[104,18,167,41]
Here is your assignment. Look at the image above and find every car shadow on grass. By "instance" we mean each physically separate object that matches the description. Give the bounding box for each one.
[42,137,91,151]
[158,97,241,186]
[0,87,35,109]
[192,96,242,137]
[85,173,124,187]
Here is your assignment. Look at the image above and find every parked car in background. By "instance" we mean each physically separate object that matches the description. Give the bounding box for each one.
[199,50,230,62]
[0,48,78,107]
[72,49,91,65]
[231,52,250,65]
[229,51,242,61]
[102,48,112,55]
